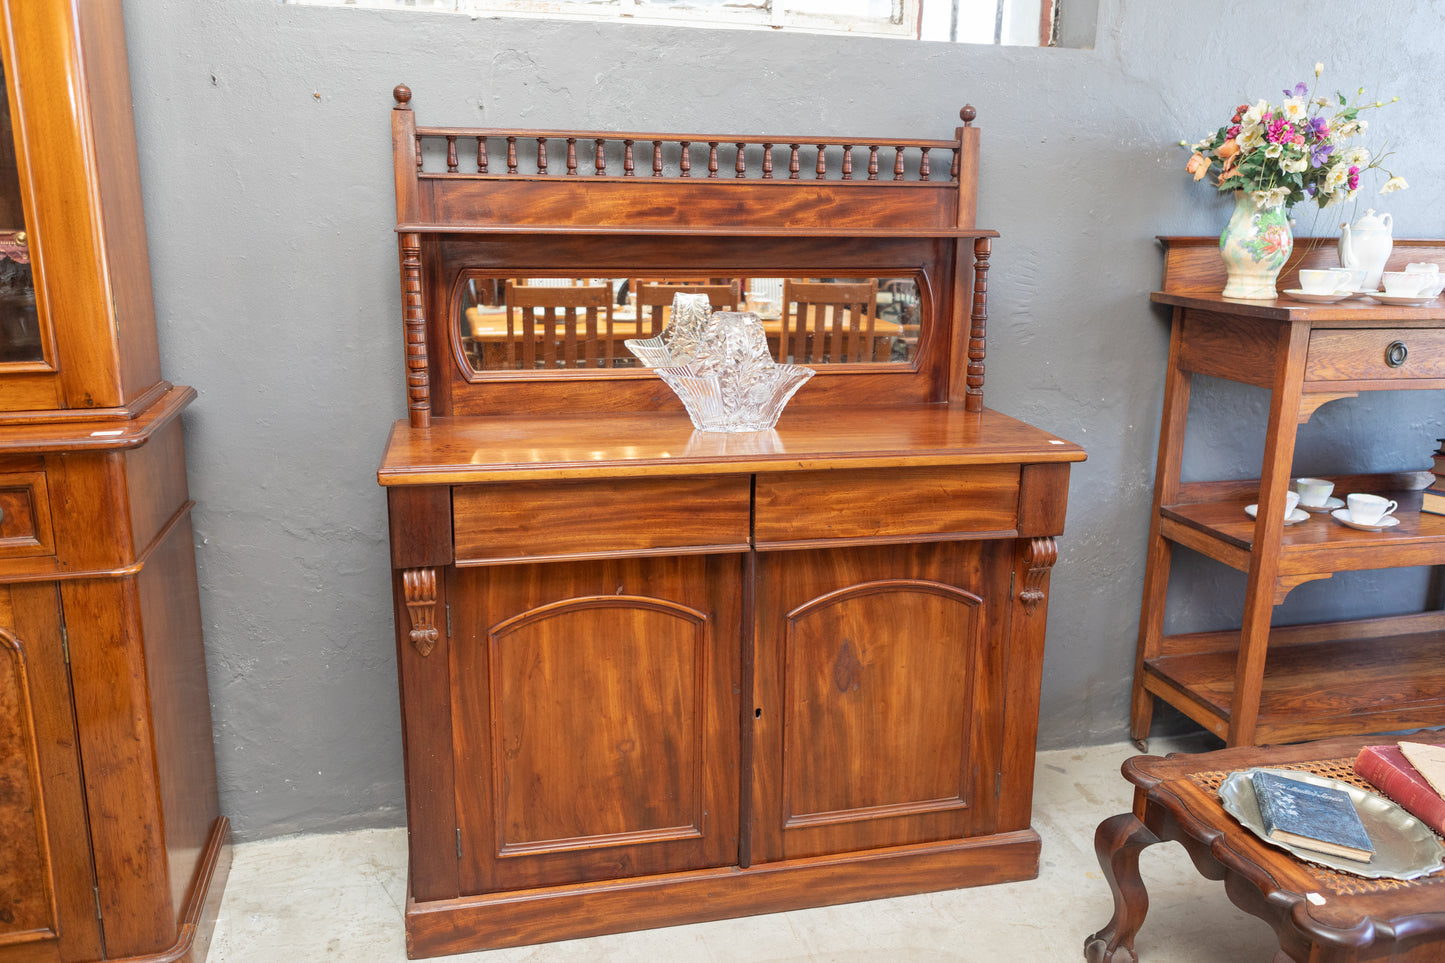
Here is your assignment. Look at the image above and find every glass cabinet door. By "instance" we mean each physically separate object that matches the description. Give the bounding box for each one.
[0,62,41,364]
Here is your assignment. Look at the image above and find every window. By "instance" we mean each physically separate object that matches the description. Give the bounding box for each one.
[284,0,1065,46]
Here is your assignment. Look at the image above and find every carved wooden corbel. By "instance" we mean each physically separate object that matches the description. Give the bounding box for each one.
[1019,537,1058,614]
[403,567,440,656]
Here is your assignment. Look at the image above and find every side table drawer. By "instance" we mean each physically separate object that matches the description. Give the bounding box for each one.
[0,471,55,559]
[754,464,1020,547]
[453,475,751,564]
[1306,328,1445,382]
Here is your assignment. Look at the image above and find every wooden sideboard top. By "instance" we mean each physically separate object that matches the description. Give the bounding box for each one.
[378,405,1085,486]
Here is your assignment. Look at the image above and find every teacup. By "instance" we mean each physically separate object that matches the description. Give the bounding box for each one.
[1330,267,1368,292]
[1299,269,1352,295]
[1284,490,1301,515]
[1381,271,1430,297]
[1408,263,1445,298]
[1296,477,1334,508]
[1346,492,1397,526]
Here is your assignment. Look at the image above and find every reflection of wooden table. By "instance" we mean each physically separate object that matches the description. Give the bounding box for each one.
[463,307,902,368]
[1085,735,1445,963]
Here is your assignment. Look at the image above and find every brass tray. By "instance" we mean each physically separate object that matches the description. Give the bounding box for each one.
[1219,768,1445,880]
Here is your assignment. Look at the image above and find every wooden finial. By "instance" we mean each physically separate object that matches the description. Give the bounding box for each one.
[394,84,412,108]
[960,105,976,126]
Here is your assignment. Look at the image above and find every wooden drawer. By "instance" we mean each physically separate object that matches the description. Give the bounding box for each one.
[1305,328,1445,382]
[453,475,751,564]
[0,470,54,559]
[754,464,1020,547]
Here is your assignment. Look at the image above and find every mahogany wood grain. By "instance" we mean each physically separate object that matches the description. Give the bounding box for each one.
[449,555,742,893]
[453,475,750,563]
[405,831,1040,956]
[750,542,1007,862]
[385,100,1080,955]
[387,485,453,569]
[379,407,1083,487]
[753,464,1019,546]
[391,570,459,903]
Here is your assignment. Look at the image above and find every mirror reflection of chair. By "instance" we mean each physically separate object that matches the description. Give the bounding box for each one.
[503,281,615,369]
[635,281,741,338]
[780,279,878,364]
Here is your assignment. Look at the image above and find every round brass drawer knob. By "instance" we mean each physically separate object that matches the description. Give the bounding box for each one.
[1385,340,1409,367]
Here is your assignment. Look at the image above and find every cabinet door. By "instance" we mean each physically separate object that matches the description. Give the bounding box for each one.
[0,583,101,963]
[750,541,1011,863]
[450,554,742,893]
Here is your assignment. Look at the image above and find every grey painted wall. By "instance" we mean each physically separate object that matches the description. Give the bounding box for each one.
[118,0,1445,840]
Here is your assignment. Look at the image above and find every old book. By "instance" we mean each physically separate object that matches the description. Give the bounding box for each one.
[1353,744,1445,835]
[1401,742,1445,796]
[1423,489,1445,516]
[1251,770,1374,862]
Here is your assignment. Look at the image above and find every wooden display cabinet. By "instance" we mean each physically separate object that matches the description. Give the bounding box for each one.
[380,87,1084,956]
[0,3,228,962]
[1132,237,1445,748]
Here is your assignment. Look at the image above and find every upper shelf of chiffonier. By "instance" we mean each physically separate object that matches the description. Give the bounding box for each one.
[377,405,1084,486]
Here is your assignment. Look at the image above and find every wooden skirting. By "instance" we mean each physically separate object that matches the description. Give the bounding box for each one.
[405,830,1040,957]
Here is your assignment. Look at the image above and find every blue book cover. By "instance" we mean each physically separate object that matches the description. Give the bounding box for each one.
[1251,770,1374,862]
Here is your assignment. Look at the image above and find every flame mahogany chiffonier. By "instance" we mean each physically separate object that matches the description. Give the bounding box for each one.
[0,2,228,963]
[379,86,1085,956]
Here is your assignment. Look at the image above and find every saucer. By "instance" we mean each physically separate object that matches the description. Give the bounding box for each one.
[1244,504,1310,524]
[1282,289,1352,303]
[1368,292,1437,306]
[1298,496,1345,513]
[1331,508,1401,532]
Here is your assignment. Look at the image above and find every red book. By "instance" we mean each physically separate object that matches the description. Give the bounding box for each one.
[1353,743,1445,834]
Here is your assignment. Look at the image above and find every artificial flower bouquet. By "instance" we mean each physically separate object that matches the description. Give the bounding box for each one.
[1183,64,1407,211]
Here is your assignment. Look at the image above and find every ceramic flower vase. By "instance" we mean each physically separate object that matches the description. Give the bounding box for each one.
[1219,191,1293,299]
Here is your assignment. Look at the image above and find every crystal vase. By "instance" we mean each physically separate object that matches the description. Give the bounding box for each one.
[1219,191,1293,300]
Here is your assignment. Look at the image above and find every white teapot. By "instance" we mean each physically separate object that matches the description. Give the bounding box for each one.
[1339,209,1394,291]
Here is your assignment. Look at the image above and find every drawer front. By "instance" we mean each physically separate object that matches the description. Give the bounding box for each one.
[1306,328,1445,382]
[754,464,1020,546]
[453,475,751,564]
[0,471,54,559]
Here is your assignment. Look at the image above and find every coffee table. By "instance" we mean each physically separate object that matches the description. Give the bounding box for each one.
[1085,735,1445,963]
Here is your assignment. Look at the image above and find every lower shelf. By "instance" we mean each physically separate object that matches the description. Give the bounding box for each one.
[1144,620,1445,743]
[404,830,1041,957]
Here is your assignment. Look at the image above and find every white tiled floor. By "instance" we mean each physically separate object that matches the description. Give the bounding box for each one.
[205,738,1282,961]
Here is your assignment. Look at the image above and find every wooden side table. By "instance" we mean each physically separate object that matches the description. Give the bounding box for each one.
[1085,736,1445,963]
[1133,237,1445,748]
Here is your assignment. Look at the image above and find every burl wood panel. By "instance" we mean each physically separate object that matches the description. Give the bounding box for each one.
[3,583,101,961]
[751,541,1008,863]
[0,470,52,558]
[0,628,56,949]
[754,464,1019,547]
[449,554,742,893]
[453,475,750,563]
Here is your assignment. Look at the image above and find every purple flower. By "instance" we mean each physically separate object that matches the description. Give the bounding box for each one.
[1310,142,1335,168]
[1284,82,1309,99]
[1308,116,1330,139]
